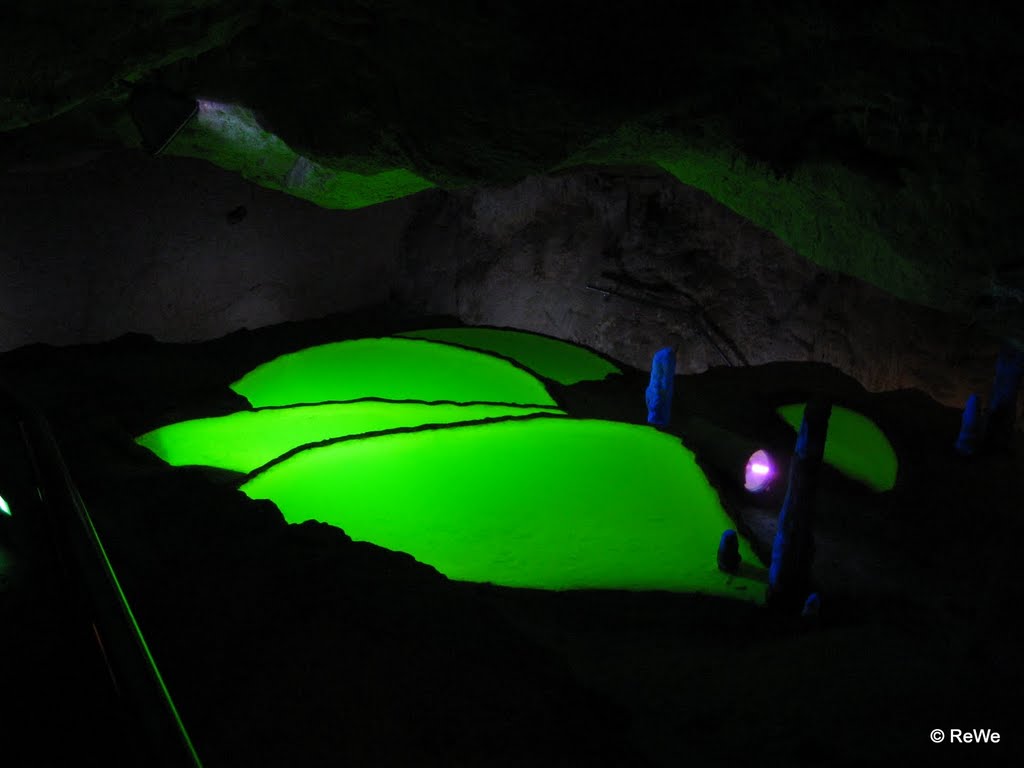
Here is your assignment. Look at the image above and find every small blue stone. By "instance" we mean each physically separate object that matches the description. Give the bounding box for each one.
[717,529,741,573]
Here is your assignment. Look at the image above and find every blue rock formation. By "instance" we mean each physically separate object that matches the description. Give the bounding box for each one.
[985,342,1024,450]
[768,399,831,610]
[717,529,741,573]
[801,592,822,620]
[645,347,676,426]
[955,393,984,456]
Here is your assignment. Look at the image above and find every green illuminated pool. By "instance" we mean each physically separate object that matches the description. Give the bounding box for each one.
[777,404,898,492]
[231,338,557,407]
[136,401,564,474]
[137,330,762,599]
[242,417,760,597]
[396,328,620,385]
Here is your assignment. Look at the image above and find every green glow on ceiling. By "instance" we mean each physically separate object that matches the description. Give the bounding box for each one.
[0,493,10,516]
[230,338,558,408]
[159,100,949,313]
[777,403,898,491]
[165,100,434,209]
[135,401,564,474]
[396,327,620,385]
[554,122,934,309]
[241,417,760,598]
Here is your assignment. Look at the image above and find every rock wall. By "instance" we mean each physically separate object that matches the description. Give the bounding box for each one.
[399,167,998,409]
[1,152,998,410]
[5,4,1024,340]
[0,150,416,351]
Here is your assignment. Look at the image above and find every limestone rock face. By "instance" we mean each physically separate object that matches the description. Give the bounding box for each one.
[0,152,998,413]
[0,152,417,351]
[1,2,1023,340]
[399,168,998,410]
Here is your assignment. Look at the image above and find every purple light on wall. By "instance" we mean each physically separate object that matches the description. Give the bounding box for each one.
[744,449,775,492]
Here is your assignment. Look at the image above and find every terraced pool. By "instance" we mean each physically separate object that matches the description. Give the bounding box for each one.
[137,330,761,599]
[136,401,564,474]
[241,416,758,596]
[232,337,557,407]
[396,327,620,385]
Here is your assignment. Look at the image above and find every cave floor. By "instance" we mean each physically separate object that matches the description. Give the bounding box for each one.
[1,306,1021,767]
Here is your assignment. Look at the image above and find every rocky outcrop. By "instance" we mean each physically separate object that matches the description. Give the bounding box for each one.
[399,167,999,409]
[0,151,418,352]
[0,151,999,411]
[2,2,1023,339]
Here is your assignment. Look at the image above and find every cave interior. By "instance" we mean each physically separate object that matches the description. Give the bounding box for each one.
[0,2,1022,766]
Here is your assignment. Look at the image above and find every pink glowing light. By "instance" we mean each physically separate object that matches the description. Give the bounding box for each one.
[744,450,774,492]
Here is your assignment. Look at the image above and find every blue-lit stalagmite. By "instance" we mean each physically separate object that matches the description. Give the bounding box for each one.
[985,342,1024,450]
[955,393,984,456]
[768,398,832,608]
[645,348,676,426]
[717,529,741,573]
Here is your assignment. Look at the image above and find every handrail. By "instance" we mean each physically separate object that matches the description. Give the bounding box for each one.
[17,405,203,768]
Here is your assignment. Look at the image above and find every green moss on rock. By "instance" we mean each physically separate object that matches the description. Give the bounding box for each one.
[165,101,433,209]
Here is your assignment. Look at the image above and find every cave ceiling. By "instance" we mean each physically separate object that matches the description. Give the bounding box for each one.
[2,1,1022,341]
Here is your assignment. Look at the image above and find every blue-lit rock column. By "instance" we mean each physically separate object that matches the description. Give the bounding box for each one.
[645,348,676,426]
[717,529,741,573]
[955,393,984,456]
[985,342,1024,451]
[768,399,831,609]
